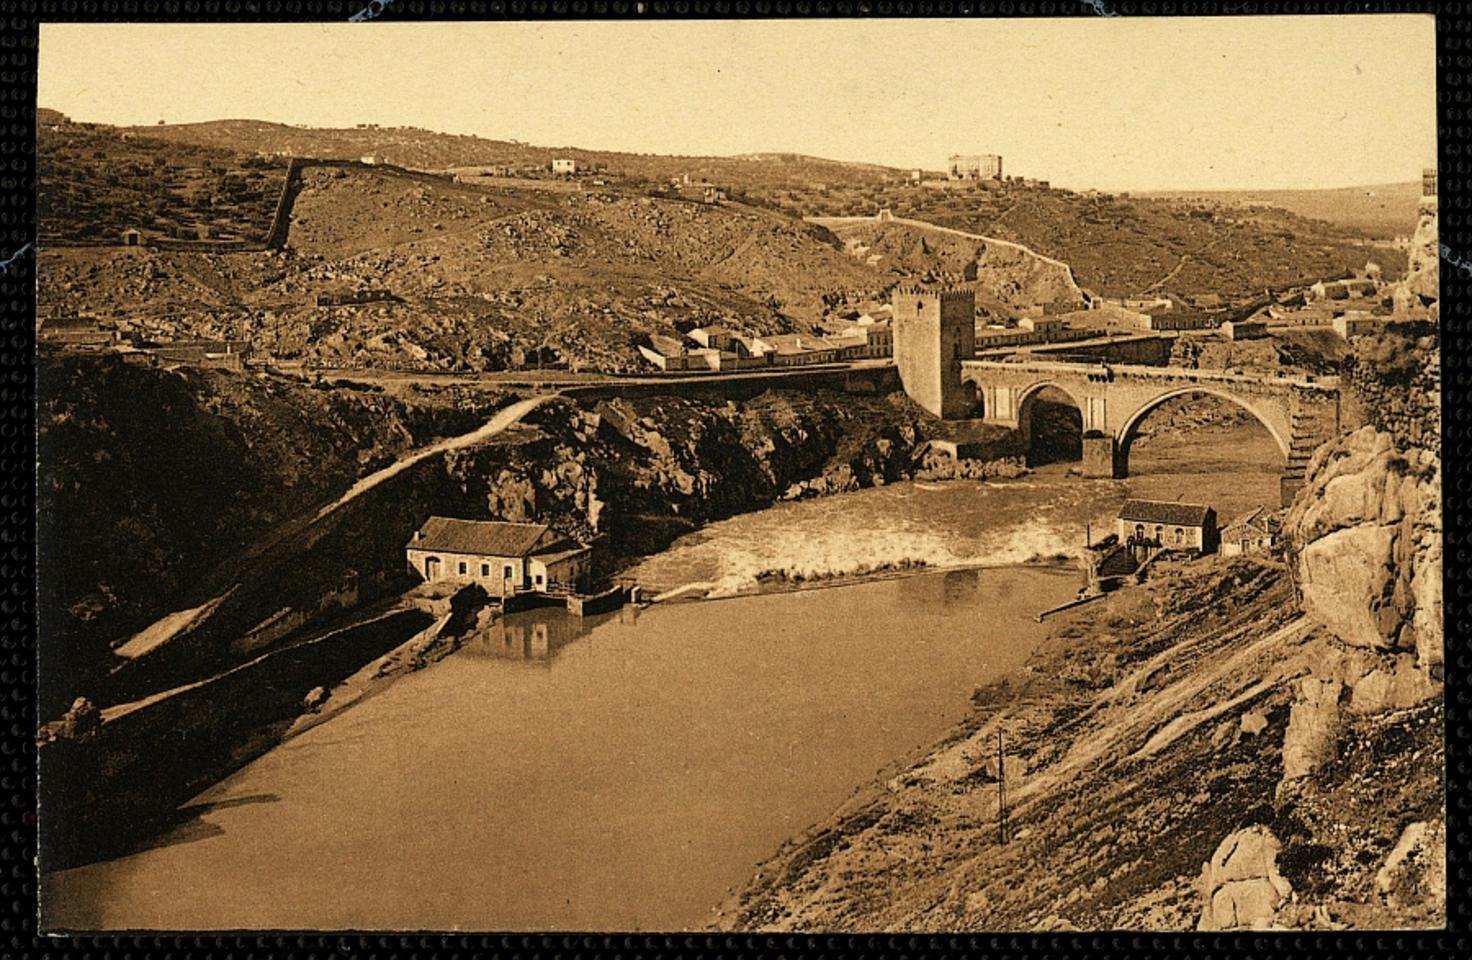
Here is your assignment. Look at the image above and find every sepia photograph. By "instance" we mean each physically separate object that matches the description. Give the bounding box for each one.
[34,15,1442,933]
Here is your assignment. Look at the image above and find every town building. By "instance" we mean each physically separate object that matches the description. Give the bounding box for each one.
[947,154,1003,181]
[1332,311,1382,340]
[145,340,253,370]
[1133,312,1219,332]
[1308,278,1378,303]
[38,318,119,350]
[1124,296,1173,312]
[638,333,699,371]
[1220,320,1267,341]
[1220,507,1278,557]
[552,158,578,175]
[1017,316,1065,338]
[121,227,141,246]
[752,333,838,366]
[687,326,740,352]
[1116,499,1217,555]
[406,517,591,597]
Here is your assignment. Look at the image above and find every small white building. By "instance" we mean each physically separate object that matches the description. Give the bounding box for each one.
[1333,311,1382,340]
[1018,316,1066,338]
[552,158,578,175]
[406,517,591,597]
[1220,508,1278,557]
[1116,499,1217,555]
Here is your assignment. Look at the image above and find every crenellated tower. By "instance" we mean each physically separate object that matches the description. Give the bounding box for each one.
[890,284,977,418]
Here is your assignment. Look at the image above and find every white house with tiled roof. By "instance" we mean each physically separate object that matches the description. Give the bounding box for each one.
[1116,499,1217,554]
[406,517,591,596]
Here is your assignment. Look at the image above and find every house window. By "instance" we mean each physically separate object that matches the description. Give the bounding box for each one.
[1174,527,1185,544]
[481,563,490,577]
[458,561,467,576]
[504,565,513,579]
[535,573,544,586]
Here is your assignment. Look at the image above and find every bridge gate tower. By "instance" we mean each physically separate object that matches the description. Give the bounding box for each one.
[891,284,977,419]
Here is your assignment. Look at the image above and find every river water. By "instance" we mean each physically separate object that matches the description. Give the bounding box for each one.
[45,443,1277,932]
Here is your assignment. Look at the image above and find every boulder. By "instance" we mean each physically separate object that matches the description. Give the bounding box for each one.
[1197,826,1294,930]
[1374,820,1445,916]
[1281,678,1342,781]
[302,685,330,712]
[1284,428,1440,669]
[1239,710,1268,736]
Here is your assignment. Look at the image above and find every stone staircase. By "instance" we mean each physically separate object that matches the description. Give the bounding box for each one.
[1282,392,1342,502]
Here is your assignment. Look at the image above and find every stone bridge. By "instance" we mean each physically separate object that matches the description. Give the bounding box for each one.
[960,359,1341,504]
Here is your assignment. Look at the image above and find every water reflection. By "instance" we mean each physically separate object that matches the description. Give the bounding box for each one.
[942,568,981,605]
[462,606,622,664]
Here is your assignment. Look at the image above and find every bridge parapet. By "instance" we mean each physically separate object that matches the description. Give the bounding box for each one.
[958,359,1341,504]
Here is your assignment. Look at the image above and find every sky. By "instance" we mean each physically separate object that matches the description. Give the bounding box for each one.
[39,17,1437,192]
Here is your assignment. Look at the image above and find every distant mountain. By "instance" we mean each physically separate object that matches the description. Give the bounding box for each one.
[1137,183,1422,240]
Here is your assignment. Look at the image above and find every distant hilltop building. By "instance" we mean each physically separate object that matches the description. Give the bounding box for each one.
[552,158,578,175]
[1423,166,1437,198]
[947,153,1003,181]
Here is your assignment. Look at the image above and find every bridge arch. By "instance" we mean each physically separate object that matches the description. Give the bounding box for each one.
[1114,386,1291,471]
[1015,380,1090,466]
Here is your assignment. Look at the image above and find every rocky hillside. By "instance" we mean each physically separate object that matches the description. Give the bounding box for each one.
[37,115,288,244]
[37,354,513,715]
[38,160,897,372]
[39,359,1024,720]
[718,417,1443,931]
[86,115,1408,303]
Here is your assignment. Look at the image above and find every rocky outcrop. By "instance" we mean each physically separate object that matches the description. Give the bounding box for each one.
[1283,428,1441,670]
[1340,328,1440,452]
[1373,820,1445,917]
[1196,826,1294,930]
[1281,678,1343,781]
[1393,198,1438,314]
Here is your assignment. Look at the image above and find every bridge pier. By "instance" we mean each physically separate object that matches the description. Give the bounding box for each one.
[1082,432,1122,478]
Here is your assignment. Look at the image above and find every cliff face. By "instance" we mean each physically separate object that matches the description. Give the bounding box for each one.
[37,355,511,714]
[1394,198,1438,312]
[1283,427,1441,671]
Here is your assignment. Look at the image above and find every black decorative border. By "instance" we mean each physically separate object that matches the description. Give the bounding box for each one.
[3,1,1462,956]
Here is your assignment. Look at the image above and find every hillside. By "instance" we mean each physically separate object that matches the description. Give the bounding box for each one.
[39,112,1412,367]
[104,117,1407,300]
[37,117,289,245]
[38,160,895,371]
[1138,183,1422,240]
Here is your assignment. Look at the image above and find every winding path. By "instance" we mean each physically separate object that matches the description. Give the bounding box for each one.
[114,395,556,667]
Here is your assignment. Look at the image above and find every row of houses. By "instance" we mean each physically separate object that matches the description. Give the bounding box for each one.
[38,318,254,369]
[639,318,893,372]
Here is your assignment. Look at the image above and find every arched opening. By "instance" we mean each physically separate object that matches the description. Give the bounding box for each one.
[1018,384,1083,468]
[957,376,986,419]
[1117,391,1285,519]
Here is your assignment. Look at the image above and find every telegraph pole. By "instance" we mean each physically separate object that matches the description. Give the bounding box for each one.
[997,728,1008,845]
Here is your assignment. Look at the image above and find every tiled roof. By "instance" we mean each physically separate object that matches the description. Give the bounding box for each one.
[411,517,553,557]
[1222,508,1273,537]
[1117,499,1214,527]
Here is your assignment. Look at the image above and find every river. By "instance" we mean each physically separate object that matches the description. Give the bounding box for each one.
[44,437,1279,932]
